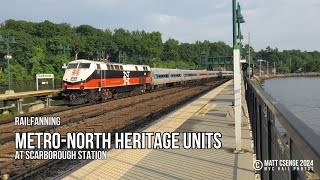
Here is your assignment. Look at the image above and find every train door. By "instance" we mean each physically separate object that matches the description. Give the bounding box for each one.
[138,67,147,84]
[151,69,155,85]
[140,72,146,84]
[102,67,106,87]
[140,77,146,84]
[97,64,102,87]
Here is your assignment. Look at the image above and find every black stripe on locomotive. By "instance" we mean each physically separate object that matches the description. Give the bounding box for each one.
[65,70,151,85]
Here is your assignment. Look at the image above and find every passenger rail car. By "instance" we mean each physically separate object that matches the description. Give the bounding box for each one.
[61,59,233,104]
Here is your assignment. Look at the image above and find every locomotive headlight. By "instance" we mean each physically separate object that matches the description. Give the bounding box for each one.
[80,86,84,90]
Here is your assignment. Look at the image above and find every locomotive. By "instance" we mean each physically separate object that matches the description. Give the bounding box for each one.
[61,59,233,104]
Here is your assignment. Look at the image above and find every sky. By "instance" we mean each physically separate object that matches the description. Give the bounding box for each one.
[1,0,319,51]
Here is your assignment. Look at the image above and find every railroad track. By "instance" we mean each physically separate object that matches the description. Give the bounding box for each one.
[0,86,186,144]
[0,85,183,126]
[0,78,230,179]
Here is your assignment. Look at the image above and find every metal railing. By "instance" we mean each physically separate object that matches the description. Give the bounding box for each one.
[244,78,320,179]
[0,79,62,93]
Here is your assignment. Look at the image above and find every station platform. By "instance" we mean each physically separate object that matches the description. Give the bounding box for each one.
[0,89,61,101]
[62,80,255,180]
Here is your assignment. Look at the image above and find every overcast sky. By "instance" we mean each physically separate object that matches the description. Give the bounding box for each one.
[1,0,319,51]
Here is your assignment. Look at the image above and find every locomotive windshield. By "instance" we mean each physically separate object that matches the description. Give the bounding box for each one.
[67,63,78,69]
[78,63,91,68]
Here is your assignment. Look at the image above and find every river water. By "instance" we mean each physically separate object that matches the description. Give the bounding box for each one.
[263,77,320,135]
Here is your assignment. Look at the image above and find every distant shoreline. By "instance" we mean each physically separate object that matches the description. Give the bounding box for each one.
[252,72,320,85]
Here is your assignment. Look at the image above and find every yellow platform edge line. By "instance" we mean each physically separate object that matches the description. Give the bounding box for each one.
[63,80,232,180]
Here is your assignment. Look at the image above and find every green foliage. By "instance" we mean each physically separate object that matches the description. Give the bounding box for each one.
[0,19,319,86]
[278,66,291,74]
[30,47,45,75]
[0,111,15,118]
[0,62,33,84]
[246,46,320,73]
[152,59,196,69]
[163,38,180,61]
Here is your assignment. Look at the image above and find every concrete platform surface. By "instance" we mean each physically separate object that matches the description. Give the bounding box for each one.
[62,80,255,180]
[0,89,61,101]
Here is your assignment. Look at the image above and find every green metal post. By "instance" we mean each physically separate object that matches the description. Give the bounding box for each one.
[238,22,241,42]
[233,0,246,152]
[248,32,251,79]
[64,47,66,63]
[0,34,16,90]
[96,50,103,60]
[237,3,241,42]
[232,0,237,48]
[58,43,70,65]
[6,45,10,90]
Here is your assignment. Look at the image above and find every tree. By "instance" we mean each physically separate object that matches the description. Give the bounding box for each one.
[69,33,86,60]
[30,47,45,75]
[163,38,180,61]
[0,19,319,86]
[141,31,163,60]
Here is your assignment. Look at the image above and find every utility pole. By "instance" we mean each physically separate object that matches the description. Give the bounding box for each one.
[290,58,292,67]
[232,0,237,48]
[253,63,255,74]
[267,61,269,75]
[233,0,245,153]
[258,59,263,75]
[273,62,276,75]
[289,57,292,72]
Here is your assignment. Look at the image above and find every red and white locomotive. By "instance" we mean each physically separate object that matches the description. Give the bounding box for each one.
[62,59,151,104]
[61,59,233,104]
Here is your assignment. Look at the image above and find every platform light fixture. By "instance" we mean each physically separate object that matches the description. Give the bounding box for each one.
[0,33,17,90]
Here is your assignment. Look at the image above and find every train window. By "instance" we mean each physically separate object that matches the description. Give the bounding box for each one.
[171,74,181,77]
[115,65,120,70]
[78,63,91,68]
[111,65,115,70]
[67,63,78,69]
[135,66,138,71]
[107,65,110,70]
[96,64,101,69]
[120,66,123,70]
